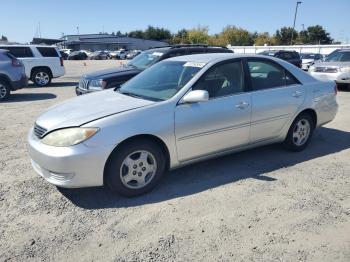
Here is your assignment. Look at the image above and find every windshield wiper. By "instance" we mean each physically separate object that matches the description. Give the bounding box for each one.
[117,90,162,102]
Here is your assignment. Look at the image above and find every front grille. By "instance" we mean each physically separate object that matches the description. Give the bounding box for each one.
[34,123,47,138]
[79,78,89,90]
[315,67,338,73]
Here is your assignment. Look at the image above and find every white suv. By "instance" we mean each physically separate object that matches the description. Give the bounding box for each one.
[0,45,65,86]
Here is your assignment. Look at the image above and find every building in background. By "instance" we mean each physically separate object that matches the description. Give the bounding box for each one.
[59,34,168,51]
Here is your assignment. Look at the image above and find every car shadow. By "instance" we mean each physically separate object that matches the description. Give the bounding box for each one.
[26,81,78,88]
[4,93,57,102]
[59,127,350,209]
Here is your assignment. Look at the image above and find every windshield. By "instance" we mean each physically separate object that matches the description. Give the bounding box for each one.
[301,53,317,59]
[127,50,165,70]
[119,61,203,101]
[325,51,350,62]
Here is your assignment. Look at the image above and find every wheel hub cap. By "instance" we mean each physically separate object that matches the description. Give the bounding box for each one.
[35,72,49,85]
[293,119,311,146]
[120,150,157,189]
[0,84,7,98]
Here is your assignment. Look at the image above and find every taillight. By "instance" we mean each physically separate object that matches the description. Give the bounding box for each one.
[12,57,22,67]
[60,57,64,66]
[334,84,338,95]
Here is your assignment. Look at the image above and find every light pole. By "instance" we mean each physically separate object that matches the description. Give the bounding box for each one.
[291,1,302,45]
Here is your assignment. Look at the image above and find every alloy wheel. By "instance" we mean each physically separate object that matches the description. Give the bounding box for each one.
[0,83,7,99]
[35,72,50,86]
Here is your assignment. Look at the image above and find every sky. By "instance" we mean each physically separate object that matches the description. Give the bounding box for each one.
[1,0,349,44]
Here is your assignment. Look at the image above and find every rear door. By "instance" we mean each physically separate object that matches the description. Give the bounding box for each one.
[36,47,64,77]
[246,58,305,143]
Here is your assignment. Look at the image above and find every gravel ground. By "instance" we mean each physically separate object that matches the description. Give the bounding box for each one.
[0,60,350,261]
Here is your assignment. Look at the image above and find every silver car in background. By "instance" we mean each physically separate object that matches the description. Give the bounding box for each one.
[28,53,338,196]
[309,49,350,88]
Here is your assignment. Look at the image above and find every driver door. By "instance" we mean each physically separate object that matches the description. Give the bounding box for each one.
[174,59,251,162]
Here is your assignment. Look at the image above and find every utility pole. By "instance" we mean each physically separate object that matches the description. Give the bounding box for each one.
[77,26,80,35]
[291,1,302,45]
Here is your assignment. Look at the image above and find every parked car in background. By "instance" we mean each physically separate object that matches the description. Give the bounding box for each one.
[68,51,88,60]
[309,49,350,89]
[300,53,323,71]
[0,45,65,86]
[260,50,302,68]
[0,49,28,100]
[75,44,233,95]
[29,53,338,196]
[88,51,110,60]
[126,50,141,59]
[59,51,69,60]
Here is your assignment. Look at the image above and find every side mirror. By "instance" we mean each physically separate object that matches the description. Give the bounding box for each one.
[182,90,209,104]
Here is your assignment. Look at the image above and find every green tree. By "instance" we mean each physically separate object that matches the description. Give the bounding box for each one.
[219,26,254,46]
[254,32,275,46]
[170,29,190,44]
[1,35,8,42]
[297,30,309,44]
[144,26,172,41]
[307,25,333,44]
[127,30,145,39]
[187,26,210,44]
[274,27,298,45]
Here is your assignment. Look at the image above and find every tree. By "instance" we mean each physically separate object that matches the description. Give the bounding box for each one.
[170,29,190,44]
[127,30,145,39]
[218,26,254,46]
[254,32,275,46]
[297,30,309,44]
[187,26,210,44]
[144,26,172,41]
[307,25,333,44]
[1,35,8,42]
[274,27,298,45]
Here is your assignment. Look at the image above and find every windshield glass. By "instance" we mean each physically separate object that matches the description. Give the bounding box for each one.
[128,50,165,70]
[119,61,203,101]
[301,53,317,59]
[325,51,350,62]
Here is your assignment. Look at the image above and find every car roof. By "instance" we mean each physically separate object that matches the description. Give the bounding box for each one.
[0,44,56,48]
[167,53,274,63]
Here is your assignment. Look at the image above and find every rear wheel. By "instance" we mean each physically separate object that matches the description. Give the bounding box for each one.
[0,80,10,101]
[105,139,166,197]
[32,69,52,87]
[283,113,314,151]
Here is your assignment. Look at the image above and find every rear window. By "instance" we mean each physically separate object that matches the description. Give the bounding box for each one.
[37,47,59,57]
[0,46,33,58]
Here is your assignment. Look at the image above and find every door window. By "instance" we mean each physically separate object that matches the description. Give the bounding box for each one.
[193,61,244,98]
[0,47,33,58]
[247,60,299,90]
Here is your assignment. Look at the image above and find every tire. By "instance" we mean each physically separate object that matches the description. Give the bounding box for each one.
[105,139,166,197]
[283,113,315,152]
[31,69,52,87]
[0,80,10,101]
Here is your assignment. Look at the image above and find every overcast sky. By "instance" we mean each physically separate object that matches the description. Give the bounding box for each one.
[1,0,349,43]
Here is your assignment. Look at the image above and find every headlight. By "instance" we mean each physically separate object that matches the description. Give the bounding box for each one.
[309,66,316,72]
[42,127,99,147]
[88,79,107,90]
[339,66,350,73]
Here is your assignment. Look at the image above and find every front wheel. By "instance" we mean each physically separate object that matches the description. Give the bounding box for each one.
[32,69,52,87]
[283,113,315,151]
[105,139,166,197]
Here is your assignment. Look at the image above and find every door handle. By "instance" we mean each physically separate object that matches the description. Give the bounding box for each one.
[292,91,302,98]
[235,101,249,109]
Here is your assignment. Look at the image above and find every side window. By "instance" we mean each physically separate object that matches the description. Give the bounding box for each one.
[37,47,59,57]
[193,60,244,98]
[283,52,293,60]
[248,60,299,90]
[1,47,33,58]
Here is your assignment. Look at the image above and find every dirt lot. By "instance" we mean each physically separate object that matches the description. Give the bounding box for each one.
[0,60,350,261]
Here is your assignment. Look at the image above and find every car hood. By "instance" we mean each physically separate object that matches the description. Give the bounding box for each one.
[84,65,141,79]
[36,89,155,131]
[313,61,350,67]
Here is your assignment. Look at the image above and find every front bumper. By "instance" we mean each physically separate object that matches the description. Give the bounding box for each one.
[27,128,109,188]
[301,63,312,71]
[310,71,350,84]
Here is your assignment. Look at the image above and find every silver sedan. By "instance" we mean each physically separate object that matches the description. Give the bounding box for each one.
[28,53,338,196]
